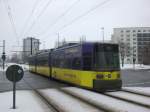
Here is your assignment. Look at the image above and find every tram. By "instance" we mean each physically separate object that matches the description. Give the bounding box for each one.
[29,42,122,91]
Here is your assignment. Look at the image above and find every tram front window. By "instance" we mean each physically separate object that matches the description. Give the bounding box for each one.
[93,44,120,71]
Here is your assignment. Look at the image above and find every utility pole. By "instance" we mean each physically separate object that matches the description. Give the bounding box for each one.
[57,33,60,47]
[101,27,104,43]
[1,40,6,70]
[30,37,33,55]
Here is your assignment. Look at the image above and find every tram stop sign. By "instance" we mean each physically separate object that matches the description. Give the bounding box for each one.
[6,65,24,109]
[6,65,24,82]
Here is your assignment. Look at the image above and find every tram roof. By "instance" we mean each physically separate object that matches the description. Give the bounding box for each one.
[53,42,118,52]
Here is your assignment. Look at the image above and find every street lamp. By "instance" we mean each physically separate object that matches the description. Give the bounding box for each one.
[101,27,104,43]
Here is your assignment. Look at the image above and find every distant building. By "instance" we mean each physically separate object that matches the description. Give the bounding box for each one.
[112,27,150,64]
[23,37,40,62]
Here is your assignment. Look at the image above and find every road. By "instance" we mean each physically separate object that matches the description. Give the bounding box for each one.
[122,69,150,87]
[0,69,150,92]
[0,71,68,92]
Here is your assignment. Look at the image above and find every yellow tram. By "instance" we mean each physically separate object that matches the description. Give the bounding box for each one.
[29,42,122,91]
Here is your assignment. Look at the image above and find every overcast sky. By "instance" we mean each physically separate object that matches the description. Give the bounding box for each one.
[0,0,150,55]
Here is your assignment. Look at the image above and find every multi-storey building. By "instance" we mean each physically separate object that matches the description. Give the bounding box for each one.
[23,37,40,62]
[112,27,150,64]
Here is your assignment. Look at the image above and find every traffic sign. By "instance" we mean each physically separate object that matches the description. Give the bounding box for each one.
[6,65,24,109]
[6,65,24,82]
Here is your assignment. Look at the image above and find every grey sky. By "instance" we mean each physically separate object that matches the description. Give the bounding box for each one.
[0,0,150,55]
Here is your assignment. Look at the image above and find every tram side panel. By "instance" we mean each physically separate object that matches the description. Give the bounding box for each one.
[36,53,50,77]
[29,56,36,73]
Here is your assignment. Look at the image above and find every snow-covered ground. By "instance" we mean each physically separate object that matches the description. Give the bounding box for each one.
[123,87,150,96]
[0,90,51,112]
[0,63,29,72]
[0,87,150,112]
[121,64,150,70]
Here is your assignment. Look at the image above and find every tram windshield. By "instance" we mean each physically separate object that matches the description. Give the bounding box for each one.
[93,44,120,71]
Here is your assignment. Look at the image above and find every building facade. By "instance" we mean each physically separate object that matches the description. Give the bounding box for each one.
[112,27,150,64]
[23,37,40,62]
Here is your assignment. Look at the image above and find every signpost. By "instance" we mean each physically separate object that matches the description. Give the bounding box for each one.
[1,52,6,70]
[6,65,24,109]
[1,40,6,70]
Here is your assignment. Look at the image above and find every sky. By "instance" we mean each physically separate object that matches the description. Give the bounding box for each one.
[0,0,150,55]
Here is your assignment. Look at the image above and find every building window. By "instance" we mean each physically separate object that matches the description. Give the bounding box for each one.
[121,30,124,33]
[138,30,141,32]
[126,35,130,37]
[133,34,136,36]
[126,30,130,33]
[133,42,136,44]
[143,30,146,32]
[126,38,130,41]
[133,38,136,40]
[133,30,136,32]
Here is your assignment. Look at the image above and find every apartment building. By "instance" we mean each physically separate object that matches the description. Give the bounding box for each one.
[112,27,150,64]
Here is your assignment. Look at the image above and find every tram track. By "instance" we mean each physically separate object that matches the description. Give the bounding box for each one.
[23,77,150,112]
[59,88,125,112]
[23,78,103,112]
[23,77,121,112]
[105,90,150,109]
[121,88,150,97]
[23,78,62,112]
[60,87,150,112]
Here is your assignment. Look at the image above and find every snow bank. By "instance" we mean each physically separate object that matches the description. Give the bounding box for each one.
[121,64,150,70]
[0,63,29,72]
[0,90,51,112]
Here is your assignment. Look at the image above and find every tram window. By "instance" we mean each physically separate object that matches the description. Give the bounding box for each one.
[64,58,72,69]
[83,56,92,70]
[72,58,81,70]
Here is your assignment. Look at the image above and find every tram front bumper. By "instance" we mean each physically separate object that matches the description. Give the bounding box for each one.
[93,79,122,91]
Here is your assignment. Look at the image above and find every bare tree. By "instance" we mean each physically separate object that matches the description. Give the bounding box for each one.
[118,41,128,67]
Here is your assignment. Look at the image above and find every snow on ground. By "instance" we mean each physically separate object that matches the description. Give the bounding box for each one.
[123,87,150,95]
[38,89,100,112]
[106,91,150,106]
[121,64,150,70]
[0,87,150,112]
[0,63,29,72]
[0,90,51,112]
[63,87,150,112]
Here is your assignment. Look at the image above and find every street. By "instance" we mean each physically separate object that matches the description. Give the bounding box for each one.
[0,71,68,92]
[122,69,150,87]
[0,69,150,92]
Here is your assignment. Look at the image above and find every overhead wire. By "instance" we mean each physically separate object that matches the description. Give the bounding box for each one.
[41,0,113,39]
[3,0,19,45]
[20,0,40,38]
[23,0,53,38]
[37,0,81,36]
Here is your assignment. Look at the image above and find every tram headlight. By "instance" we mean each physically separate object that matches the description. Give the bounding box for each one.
[96,74,104,79]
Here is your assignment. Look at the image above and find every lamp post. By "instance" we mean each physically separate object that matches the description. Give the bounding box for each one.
[101,27,104,43]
